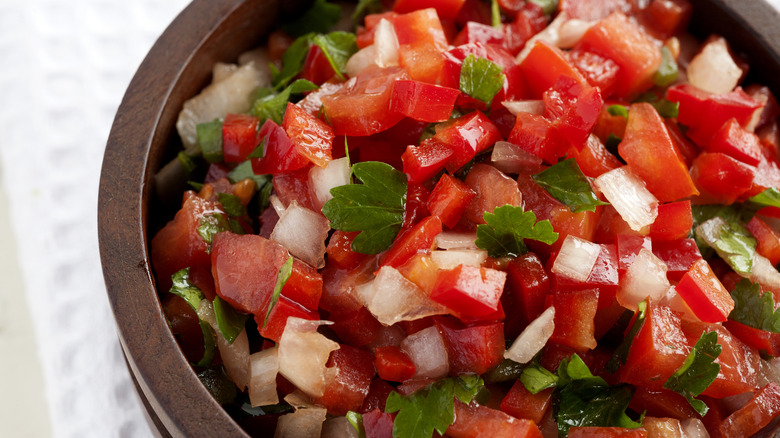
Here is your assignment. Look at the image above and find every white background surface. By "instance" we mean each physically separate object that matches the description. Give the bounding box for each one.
[2,1,780,437]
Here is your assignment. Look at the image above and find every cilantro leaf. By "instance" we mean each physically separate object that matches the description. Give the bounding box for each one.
[459,54,505,106]
[177,151,198,174]
[385,376,484,438]
[696,217,756,276]
[312,32,358,80]
[532,159,609,213]
[217,193,247,217]
[213,296,249,344]
[606,300,647,373]
[352,0,383,22]
[663,331,722,416]
[491,0,501,27]
[346,411,367,438]
[169,268,216,367]
[607,104,629,118]
[520,363,559,394]
[322,161,407,254]
[263,256,294,328]
[281,0,341,37]
[654,46,679,87]
[196,119,224,163]
[475,205,558,258]
[227,159,271,189]
[729,279,780,333]
[635,92,680,118]
[272,34,313,89]
[749,187,780,208]
[197,213,231,247]
[250,79,318,125]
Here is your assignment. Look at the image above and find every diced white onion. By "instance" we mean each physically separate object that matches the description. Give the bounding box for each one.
[345,19,399,77]
[505,306,555,363]
[552,235,601,282]
[274,407,328,438]
[269,194,286,216]
[270,201,330,269]
[358,267,449,326]
[594,167,658,232]
[309,157,351,210]
[501,100,546,116]
[557,19,594,49]
[400,326,449,379]
[238,47,271,69]
[277,318,339,398]
[249,347,280,407]
[516,12,568,62]
[617,248,671,311]
[197,300,250,391]
[687,37,742,94]
[662,287,699,322]
[345,46,378,78]
[212,62,238,83]
[321,416,359,438]
[491,140,545,175]
[435,231,479,250]
[680,418,711,438]
[176,62,266,152]
[749,253,780,290]
[430,250,487,270]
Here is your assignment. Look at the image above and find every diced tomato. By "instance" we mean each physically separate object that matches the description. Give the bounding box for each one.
[567,136,622,179]
[393,0,465,21]
[652,238,701,281]
[619,103,698,202]
[568,427,647,437]
[327,230,370,270]
[558,0,639,21]
[675,259,734,323]
[300,44,337,85]
[615,235,652,276]
[493,64,527,106]
[431,264,507,318]
[390,8,449,49]
[706,118,763,166]
[321,66,409,136]
[747,215,780,265]
[508,112,567,165]
[256,296,318,342]
[503,252,551,335]
[643,0,692,38]
[282,102,334,168]
[720,383,780,437]
[453,21,505,47]
[427,174,476,228]
[381,215,442,269]
[402,138,454,184]
[664,118,698,167]
[281,259,323,311]
[362,408,395,438]
[628,387,698,421]
[519,40,588,99]
[320,258,378,316]
[544,76,603,150]
[456,0,493,26]
[501,381,553,424]
[502,3,547,55]
[724,319,780,358]
[330,306,382,347]
[462,163,523,225]
[547,289,599,352]
[374,345,416,382]
[402,183,432,231]
[398,42,447,84]
[435,317,505,375]
[319,344,376,416]
[251,119,308,174]
[551,244,619,308]
[648,201,693,242]
[568,48,620,98]
[447,400,543,438]
[689,152,756,205]
[222,113,260,163]
[397,254,439,294]
[439,42,516,89]
[390,80,460,123]
[577,12,661,99]
[434,108,502,172]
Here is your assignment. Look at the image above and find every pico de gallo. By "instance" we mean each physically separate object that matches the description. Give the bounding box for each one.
[151,0,780,436]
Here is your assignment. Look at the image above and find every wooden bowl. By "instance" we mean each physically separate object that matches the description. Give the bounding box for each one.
[98,0,780,436]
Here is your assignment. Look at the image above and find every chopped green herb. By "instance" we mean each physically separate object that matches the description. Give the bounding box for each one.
[485,358,526,383]
[520,363,559,394]
[257,179,274,212]
[663,331,722,416]
[197,213,231,247]
[607,104,629,118]
[491,0,502,27]
[263,256,294,328]
[281,0,341,37]
[247,137,266,160]
[346,411,367,438]
[635,92,680,118]
[459,54,505,106]
[691,204,742,256]
[352,0,383,23]
[272,34,313,89]
[213,296,249,344]
[170,268,216,367]
[188,181,204,191]
[177,151,197,174]
[529,0,558,15]
[606,300,647,373]
[312,31,358,79]
[322,161,408,254]
[196,119,224,163]
[654,46,679,87]
[475,205,558,258]
[729,279,780,333]
[532,158,610,213]
[696,217,756,276]
[749,187,780,209]
[227,159,271,189]
[250,79,318,125]
[217,193,247,218]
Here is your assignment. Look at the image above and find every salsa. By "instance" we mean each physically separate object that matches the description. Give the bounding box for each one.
[151,0,780,436]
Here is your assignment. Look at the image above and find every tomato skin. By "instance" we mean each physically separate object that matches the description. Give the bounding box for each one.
[393,0,466,21]
[567,427,648,438]
[501,381,553,424]
[433,108,503,172]
[503,252,551,335]
[675,259,734,323]
[462,163,523,225]
[402,138,454,184]
[547,289,599,352]
[300,44,337,85]
[453,21,505,47]
[431,265,507,318]
[222,113,260,163]
[519,40,588,99]
[509,112,567,165]
[256,296,318,342]
[439,42,516,89]
[391,8,449,49]
[568,48,620,98]
[426,174,476,229]
[390,80,460,123]
[690,152,756,205]
[706,118,763,166]
[720,383,780,437]
[651,238,702,282]
[281,259,323,311]
[398,41,447,84]
[435,317,505,375]
[327,230,369,270]
[544,76,603,150]
[320,344,376,416]
[282,102,334,168]
[447,400,544,438]
[251,119,308,175]
[380,215,442,269]
[648,201,693,242]
[746,215,780,265]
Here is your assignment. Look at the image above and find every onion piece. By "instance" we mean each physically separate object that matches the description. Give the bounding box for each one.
[687,36,742,94]
[345,18,399,77]
[430,249,487,270]
[594,167,658,232]
[197,300,250,391]
[249,347,280,407]
[274,407,327,438]
[309,157,351,210]
[400,326,449,379]
[277,318,339,398]
[505,306,555,363]
[552,235,601,282]
[357,266,449,326]
[680,418,711,438]
[557,18,594,48]
[212,62,238,83]
[516,12,568,62]
[321,416,359,438]
[435,231,478,250]
[617,248,671,311]
[269,194,286,216]
[501,100,545,116]
[749,253,780,290]
[270,201,330,269]
[662,287,699,322]
[491,140,544,175]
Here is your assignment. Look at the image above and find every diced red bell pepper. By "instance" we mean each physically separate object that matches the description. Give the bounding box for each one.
[724,319,780,358]
[689,152,756,205]
[282,102,334,168]
[544,76,603,150]
[362,409,395,438]
[652,238,702,282]
[706,118,763,166]
[675,259,734,323]
[390,80,460,123]
[452,21,505,46]
[501,381,553,424]
[427,174,476,229]
[649,200,693,242]
[568,48,620,98]
[503,252,550,335]
[493,64,526,106]
[568,427,648,437]
[401,183,431,231]
[720,383,780,437]
[746,215,780,265]
[509,112,567,164]
[519,40,588,99]
[330,306,382,347]
[281,259,323,311]
[447,400,544,438]
[547,289,599,352]
[567,135,623,179]
[615,235,652,275]
[374,345,416,382]
[251,119,309,175]
[434,317,505,375]
[430,264,507,318]
[433,107,503,172]
[319,344,376,416]
[619,103,698,202]
[380,215,442,269]
[462,163,523,225]
[393,0,466,21]
[401,137,454,184]
[222,113,260,163]
[576,11,661,99]
[256,296,318,342]
[551,244,619,309]
[300,44,337,85]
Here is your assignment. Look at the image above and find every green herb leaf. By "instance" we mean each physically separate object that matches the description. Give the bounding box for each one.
[250,79,318,125]
[491,0,502,27]
[281,0,341,37]
[606,300,647,373]
[635,92,680,118]
[654,46,679,87]
[459,54,505,106]
[729,279,780,333]
[696,217,756,276]
[217,193,247,218]
[352,0,383,23]
[528,0,557,15]
[227,159,271,189]
[312,31,358,79]
[532,158,610,213]
[263,256,294,328]
[749,187,780,208]
[385,376,484,438]
[247,137,266,160]
[197,213,231,247]
[177,151,198,174]
[475,205,558,258]
[485,358,526,383]
[663,331,722,416]
[605,134,622,156]
[196,119,224,163]
[272,34,314,89]
[607,104,629,118]
[170,268,216,367]
[213,296,250,344]
[346,411,367,438]
[188,181,204,191]
[520,363,559,394]
[322,161,407,254]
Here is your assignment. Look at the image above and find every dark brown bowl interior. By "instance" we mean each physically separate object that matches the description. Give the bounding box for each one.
[99,0,780,436]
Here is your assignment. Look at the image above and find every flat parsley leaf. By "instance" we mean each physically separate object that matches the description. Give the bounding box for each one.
[696,217,756,276]
[170,268,216,367]
[250,79,318,125]
[312,32,358,80]
[459,54,505,106]
[280,0,341,37]
[607,104,629,118]
[263,256,294,328]
[729,279,780,333]
[197,213,231,247]
[346,411,367,438]
[663,331,722,416]
[520,363,559,394]
[532,158,609,213]
[272,34,313,89]
[475,205,558,258]
[749,187,780,208]
[217,193,247,217]
[213,296,249,344]
[654,46,679,87]
[227,159,271,190]
[385,376,484,438]
[322,161,407,254]
[605,300,647,373]
[196,119,224,163]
